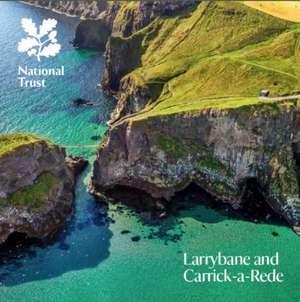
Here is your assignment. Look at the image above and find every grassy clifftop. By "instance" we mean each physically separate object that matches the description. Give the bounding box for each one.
[109,1,300,121]
[0,133,52,158]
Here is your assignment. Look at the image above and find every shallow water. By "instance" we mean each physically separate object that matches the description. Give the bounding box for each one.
[0,2,299,302]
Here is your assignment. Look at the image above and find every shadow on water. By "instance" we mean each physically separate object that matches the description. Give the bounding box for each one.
[0,169,113,287]
[107,181,288,244]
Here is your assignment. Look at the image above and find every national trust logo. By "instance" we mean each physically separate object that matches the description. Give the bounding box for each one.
[18,18,61,62]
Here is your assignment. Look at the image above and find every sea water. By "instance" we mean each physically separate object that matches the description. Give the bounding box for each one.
[0,2,299,302]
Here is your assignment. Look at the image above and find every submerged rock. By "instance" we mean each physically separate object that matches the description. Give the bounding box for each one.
[0,133,85,244]
[91,135,101,141]
[71,98,97,107]
[121,230,130,235]
[131,236,141,242]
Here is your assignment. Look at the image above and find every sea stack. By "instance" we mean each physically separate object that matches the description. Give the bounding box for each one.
[0,133,87,244]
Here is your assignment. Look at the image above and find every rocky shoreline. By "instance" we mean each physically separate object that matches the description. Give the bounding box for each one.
[21,0,108,19]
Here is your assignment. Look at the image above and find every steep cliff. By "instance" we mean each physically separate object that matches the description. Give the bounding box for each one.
[90,1,300,234]
[0,133,87,244]
[101,0,200,91]
[73,0,199,50]
[91,99,300,233]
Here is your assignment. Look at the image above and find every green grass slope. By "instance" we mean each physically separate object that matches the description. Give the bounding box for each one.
[0,133,52,158]
[0,173,59,211]
[110,1,300,121]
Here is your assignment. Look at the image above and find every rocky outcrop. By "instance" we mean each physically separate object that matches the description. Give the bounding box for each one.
[90,102,300,234]
[65,156,89,178]
[73,19,111,51]
[108,77,161,124]
[111,0,200,38]
[22,0,108,19]
[73,2,119,50]
[0,134,87,244]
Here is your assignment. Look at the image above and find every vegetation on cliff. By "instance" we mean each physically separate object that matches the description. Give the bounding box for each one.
[0,173,59,211]
[106,1,300,121]
[0,132,87,243]
[0,133,52,158]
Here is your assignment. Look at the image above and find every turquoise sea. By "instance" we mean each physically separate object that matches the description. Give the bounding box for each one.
[0,2,299,302]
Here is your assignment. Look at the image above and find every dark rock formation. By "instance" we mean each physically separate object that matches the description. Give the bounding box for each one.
[73,0,199,52]
[65,156,88,179]
[71,98,97,107]
[73,1,119,50]
[73,19,111,51]
[101,36,145,95]
[0,134,87,244]
[91,135,101,141]
[131,235,141,242]
[108,77,162,124]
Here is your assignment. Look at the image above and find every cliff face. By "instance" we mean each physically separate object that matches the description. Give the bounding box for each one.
[101,0,200,92]
[90,1,300,234]
[91,102,300,233]
[0,134,86,244]
[73,2,118,50]
[23,0,108,18]
[73,0,199,51]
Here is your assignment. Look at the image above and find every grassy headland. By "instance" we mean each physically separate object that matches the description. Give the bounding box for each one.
[0,133,52,158]
[108,1,300,122]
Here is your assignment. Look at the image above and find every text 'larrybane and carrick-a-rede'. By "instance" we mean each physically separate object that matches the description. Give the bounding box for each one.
[183,252,284,283]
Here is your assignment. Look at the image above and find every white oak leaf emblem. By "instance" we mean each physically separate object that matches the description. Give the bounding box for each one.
[18,18,61,61]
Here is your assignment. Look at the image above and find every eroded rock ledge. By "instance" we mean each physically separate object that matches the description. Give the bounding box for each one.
[0,133,87,244]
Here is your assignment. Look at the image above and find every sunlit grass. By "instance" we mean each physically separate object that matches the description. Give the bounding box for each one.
[0,173,59,210]
[244,1,300,22]
[0,133,51,158]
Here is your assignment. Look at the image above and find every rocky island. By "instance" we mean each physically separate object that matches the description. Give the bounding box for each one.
[83,1,300,234]
[0,133,87,244]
